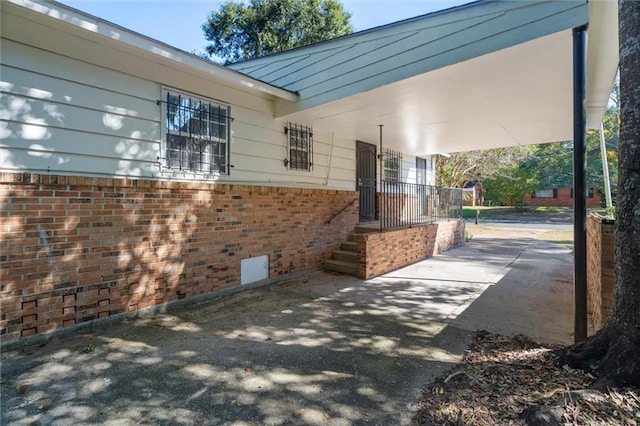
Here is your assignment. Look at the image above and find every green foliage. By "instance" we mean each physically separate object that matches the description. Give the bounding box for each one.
[435,147,529,188]
[483,166,536,207]
[202,0,353,64]
[522,105,619,195]
[522,78,619,199]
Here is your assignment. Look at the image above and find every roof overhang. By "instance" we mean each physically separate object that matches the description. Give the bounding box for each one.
[231,0,619,155]
[2,0,299,102]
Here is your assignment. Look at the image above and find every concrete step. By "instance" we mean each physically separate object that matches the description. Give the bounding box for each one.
[332,249,358,263]
[353,225,380,234]
[323,259,358,276]
[340,241,358,252]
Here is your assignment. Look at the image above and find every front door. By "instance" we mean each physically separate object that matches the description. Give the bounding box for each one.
[356,141,377,221]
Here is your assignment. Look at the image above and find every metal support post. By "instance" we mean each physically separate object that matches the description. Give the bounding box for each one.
[573,25,588,343]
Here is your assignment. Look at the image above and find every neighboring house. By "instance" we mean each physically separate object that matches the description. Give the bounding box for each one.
[0,0,617,343]
[525,188,602,208]
[463,180,484,207]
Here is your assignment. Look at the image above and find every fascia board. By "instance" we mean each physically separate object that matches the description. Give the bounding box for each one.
[3,0,298,102]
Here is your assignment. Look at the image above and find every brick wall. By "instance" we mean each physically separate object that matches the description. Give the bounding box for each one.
[524,188,602,208]
[0,173,358,343]
[587,213,615,331]
[354,219,465,279]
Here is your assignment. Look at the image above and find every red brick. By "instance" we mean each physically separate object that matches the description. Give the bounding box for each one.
[1,172,361,343]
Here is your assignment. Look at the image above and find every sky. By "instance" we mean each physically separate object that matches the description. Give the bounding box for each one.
[57,0,472,56]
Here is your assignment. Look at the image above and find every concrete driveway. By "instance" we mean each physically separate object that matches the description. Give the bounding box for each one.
[1,226,573,425]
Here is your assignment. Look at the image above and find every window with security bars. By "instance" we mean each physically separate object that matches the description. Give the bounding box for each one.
[163,90,230,174]
[383,148,402,182]
[286,123,313,171]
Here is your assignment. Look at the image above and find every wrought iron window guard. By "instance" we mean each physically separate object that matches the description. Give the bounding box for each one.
[285,122,313,171]
[159,92,231,175]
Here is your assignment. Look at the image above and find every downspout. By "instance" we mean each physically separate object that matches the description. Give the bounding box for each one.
[379,124,384,231]
[573,25,588,343]
[599,124,613,209]
[325,132,335,186]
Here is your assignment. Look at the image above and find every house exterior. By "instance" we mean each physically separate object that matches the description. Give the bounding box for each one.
[462,180,484,207]
[0,0,617,344]
[525,188,602,208]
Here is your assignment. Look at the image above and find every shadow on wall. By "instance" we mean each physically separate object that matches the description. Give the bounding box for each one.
[1,79,160,177]
[0,173,359,343]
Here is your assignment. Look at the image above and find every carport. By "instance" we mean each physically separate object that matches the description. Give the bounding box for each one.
[230,0,619,342]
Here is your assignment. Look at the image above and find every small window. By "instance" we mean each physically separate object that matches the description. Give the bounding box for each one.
[415,156,433,185]
[286,123,313,171]
[162,89,230,175]
[571,188,595,198]
[534,189,555,198]
[383,149,402,182]
[416,157,427,185]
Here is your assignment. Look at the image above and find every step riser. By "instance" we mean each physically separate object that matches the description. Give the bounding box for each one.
[341,242,358,251]
[324,260,358,275]
[333,251,357,263]
[323,231,363,277]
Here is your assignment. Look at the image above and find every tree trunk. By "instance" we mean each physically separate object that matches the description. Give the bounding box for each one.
[564,0,640,388]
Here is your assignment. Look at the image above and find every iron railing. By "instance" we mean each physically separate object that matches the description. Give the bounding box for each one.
[379,180,463,230]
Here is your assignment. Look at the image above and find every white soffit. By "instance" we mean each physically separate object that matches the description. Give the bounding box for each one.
[233,0,618,155]
[280,29,576,156]
[586,0,619,129]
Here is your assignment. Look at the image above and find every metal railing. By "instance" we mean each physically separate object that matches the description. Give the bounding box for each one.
[379,180,463,230]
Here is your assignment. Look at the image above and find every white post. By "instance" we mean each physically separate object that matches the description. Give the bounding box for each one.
[599,124,613,209]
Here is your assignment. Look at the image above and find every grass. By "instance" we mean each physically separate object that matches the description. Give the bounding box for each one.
[536,230,574,250]
[462,206,572,220]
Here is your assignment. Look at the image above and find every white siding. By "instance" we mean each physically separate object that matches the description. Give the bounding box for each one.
[1,41,161,179]
[397,154,436,186]
[0,14,356,191]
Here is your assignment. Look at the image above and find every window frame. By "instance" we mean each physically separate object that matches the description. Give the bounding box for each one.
[533,189,556,198]
[161,88,231,176]
[286,122,313,172]
[416,156,432,185]
[383,148,402,182]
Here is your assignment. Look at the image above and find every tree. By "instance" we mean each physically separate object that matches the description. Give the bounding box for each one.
[202,0,353,64]
[435,147,529,189]
[483,166,536,207]
[564,0,640,388]
[521,98,619,201]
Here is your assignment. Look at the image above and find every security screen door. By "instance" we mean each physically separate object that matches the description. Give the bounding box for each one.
[356,141,377,221]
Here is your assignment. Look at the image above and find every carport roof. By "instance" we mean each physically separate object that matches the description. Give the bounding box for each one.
[229,0,619,156]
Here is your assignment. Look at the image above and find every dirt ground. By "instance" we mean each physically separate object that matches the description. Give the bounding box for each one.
[411,221,640,426]
[411,331,640,425]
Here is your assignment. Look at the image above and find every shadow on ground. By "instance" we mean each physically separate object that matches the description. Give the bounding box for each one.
[1,273,472,425]
[1,233,574,425]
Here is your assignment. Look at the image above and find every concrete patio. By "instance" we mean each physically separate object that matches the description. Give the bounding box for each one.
[1,226,573,425]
